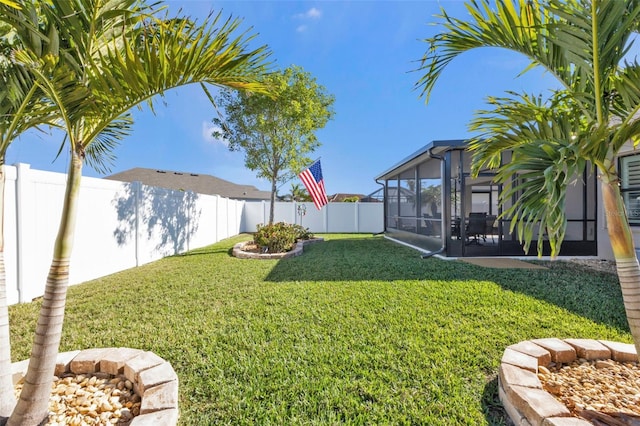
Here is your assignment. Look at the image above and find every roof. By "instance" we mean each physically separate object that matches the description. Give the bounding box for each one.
[104,167,272,201]
[375,139,467,181]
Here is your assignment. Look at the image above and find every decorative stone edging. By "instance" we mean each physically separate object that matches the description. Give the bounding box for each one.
[232,237,324,259]
[499,338,638,426]
[12,347,179,426]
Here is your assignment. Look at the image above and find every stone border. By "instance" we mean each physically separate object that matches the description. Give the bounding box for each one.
[12,347,178,426]
[232,237,324,259]
[499,338,638,426]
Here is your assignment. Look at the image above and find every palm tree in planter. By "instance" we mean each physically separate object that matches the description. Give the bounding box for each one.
[1,0,270,424]
[0,14,59,417]
[417,0,640,354]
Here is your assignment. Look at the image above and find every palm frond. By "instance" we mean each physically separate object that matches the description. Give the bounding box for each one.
[0,13,60,153]
[607,62,640,148]
[469,92,589,257]
[83,113,133,174]
[78,9,271,146]
[0,0,21,9]
[12,48,94,141]
[416,0,579,102]
[468,90,584,169]
[593,0,640,80]
[418,0,640,124]
[44,0,158,65]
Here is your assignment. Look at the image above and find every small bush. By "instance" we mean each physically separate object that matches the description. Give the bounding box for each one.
[254,222,313,253]
[291,224,313,241]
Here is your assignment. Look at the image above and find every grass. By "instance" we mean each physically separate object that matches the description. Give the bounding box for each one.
[9,234,632,425]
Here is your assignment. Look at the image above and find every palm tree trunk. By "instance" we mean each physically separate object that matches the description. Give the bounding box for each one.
[8,151,83,426]
[0,164,15,420]
[601,178,640,356]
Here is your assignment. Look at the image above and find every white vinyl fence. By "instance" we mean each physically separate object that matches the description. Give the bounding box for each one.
[243,201,383,234]
[5,164,383,305]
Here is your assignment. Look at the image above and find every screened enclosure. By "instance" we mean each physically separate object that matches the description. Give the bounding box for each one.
[376,140,598,257]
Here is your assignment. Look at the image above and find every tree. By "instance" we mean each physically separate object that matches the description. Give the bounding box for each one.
[212,65,335,224]
[288,182,312,202]
[421,184,441,216]
[0,14,58,417]
[417,0,640,355]
[1,0,270,423]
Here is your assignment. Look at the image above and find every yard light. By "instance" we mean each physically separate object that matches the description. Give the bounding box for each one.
[297,204,307,226]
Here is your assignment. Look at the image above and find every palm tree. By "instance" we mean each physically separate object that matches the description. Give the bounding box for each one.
[421,184,441,216]
[290,183,312,202]
[417,0,640,354]
[0,15,58,418]
[2,1,270,424]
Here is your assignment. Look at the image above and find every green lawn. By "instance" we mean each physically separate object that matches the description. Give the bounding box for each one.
[9,234,632,425]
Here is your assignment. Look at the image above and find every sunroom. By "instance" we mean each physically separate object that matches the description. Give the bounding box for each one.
[375,139,598,257]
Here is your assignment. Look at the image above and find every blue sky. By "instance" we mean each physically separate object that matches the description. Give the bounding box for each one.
[8,1,562,196]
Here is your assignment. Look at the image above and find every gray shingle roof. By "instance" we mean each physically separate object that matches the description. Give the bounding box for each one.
[104,168,272,201]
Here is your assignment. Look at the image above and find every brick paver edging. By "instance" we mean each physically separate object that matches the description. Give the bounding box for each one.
[499,338,638,426]
[232,237,324,259]
[12,347,179,426]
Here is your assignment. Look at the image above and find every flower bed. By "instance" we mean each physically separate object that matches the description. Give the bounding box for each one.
[232,238,324,259]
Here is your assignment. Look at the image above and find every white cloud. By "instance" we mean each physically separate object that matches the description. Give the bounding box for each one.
[296,25,308,33]
[295,7,322,20]
[202,121,227,146]
[306,7,322,19]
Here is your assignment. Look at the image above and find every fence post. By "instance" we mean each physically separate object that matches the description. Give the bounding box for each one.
[133,181,141,267]
[216,195,222,241]
[187,190,194,253]
[324,203,329,233]
[263,200,268,226]
[213,195,220,243]
[15,163,32,303]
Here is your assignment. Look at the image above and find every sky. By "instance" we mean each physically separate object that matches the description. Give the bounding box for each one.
[7,0,564,197]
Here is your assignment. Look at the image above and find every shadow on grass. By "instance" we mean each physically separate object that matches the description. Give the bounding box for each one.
[482,376,510,426]
[261,236,629,424]
[264,236,629,333]
[178,246,235,257]
[264,237,454,281]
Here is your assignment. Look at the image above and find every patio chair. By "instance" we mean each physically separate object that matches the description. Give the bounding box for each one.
[466,212,487,245]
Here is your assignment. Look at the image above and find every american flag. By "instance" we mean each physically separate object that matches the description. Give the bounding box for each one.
[299,159,328,210]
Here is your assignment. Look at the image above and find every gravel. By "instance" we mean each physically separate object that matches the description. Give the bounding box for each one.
[539,358,640,424]
[14,373,140,425]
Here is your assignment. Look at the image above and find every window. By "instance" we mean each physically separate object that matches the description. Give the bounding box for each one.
[620,155,640,225]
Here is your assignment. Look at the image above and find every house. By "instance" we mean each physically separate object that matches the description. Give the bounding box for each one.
[375,140,602,258]
[105,167,272,201]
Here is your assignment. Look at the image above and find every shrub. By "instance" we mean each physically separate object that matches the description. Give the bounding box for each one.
[254,222,313,253]
[291,224,313,241]
[342,196,360,202]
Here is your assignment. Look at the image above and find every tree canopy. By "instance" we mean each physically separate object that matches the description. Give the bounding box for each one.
[212,65,335,223]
